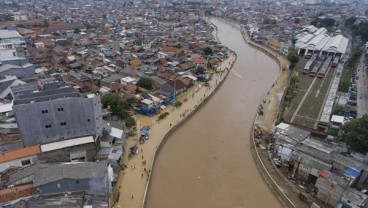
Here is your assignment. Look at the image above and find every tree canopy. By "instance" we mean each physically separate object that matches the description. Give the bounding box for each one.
[311,17,335,28]
[341,115,368,154]
[351,21,368,42]
[287,51,299,67]
[136,77,153,90]
[345,16,357,28]
[204,47,213,56]
[101,93,135,128]
[196,66,205,74]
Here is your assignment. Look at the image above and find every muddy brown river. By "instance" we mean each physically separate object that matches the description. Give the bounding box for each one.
[145,18,283,208]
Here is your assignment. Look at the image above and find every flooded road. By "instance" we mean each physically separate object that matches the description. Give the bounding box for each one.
[145,19,283,208]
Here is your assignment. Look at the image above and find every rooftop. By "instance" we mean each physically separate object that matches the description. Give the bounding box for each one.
[0,145,40,163]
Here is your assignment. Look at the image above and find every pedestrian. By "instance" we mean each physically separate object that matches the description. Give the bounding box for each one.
[141,173,144,177]
[132,195,134,199]
[170,123,172,127]
[144,168,147,172]
[142,155,144,159]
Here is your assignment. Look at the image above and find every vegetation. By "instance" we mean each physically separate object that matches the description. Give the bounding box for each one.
[204,10,212,16]
[204,46,213,56]
[345,16,357,28]
[0,14,13,21]
[311,17,335,28]
[74,28,81,34]
[294,18,301,24]
[327,128,339,137]
[351,21,368,41]
[287,51,299,68]
[174,101,182,108]
[101,93,135,128]
[196,66,205,74]
[341,115,368,154]
[281,71,300,121]
[158,112,170,120]
[52,32,60,36]
[263,18,276,25]
[332,105,346,116]
[136,77,153,90]
[339,47,363,92]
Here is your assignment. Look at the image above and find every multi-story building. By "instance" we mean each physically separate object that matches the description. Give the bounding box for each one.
[12,79,103,146]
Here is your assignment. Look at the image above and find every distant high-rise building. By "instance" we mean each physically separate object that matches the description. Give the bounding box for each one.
[12,79,103,146]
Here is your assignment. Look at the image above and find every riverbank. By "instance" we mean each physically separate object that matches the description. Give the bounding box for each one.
[112,35,237,207]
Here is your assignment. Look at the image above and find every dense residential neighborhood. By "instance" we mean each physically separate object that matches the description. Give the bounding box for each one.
[0,0,368,207]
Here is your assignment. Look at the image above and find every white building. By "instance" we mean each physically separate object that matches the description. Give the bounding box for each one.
[0,30,26,48]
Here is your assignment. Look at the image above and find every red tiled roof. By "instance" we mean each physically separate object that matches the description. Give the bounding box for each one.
[0,145,40,163]
[0,184,38,203]
[268,38,281,48]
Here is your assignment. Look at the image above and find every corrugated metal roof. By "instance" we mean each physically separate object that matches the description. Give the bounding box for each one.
[40,136,94,152]
[33,161,107,187]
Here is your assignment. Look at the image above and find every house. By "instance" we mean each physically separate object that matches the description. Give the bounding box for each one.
[141,99,154,109]
[332,154,365,186]
[0,76,25,99]
[273,123,310,147]
[0,145,40,172]
[331,115,345,127]
[159,79,187,99]
[120,76,136,85]
[337,188,368,208]
[39,136,97,162]
[268,38,281,51]
[0,184,38,204]
[191,56,208,68]
[33,162,112,196]
[11,79,103,146]
[315,171,347,207]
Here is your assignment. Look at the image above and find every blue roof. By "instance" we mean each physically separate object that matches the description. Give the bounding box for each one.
[344,168,360,179]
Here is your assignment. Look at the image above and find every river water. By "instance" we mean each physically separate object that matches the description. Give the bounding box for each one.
[145,18,282,208]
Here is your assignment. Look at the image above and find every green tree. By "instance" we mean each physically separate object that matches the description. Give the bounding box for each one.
[74,28,81,34]
[287,51,299,67]
[345,16,357,28]
[196,66,205,74]
[341,115,368,154]
[136,77,153,90]
[204,46,213,56]
[52,32,60,36]
[294,18,301,24]
[101,93,135,128]
[311,17,335,28]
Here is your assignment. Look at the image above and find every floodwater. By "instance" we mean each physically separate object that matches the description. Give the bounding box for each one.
[146,19,283,208]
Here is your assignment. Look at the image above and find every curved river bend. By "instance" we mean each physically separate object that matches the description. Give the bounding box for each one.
[146,19,283,208]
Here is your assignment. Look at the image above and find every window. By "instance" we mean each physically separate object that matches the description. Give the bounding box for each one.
[76,180,79,184]
[42,110,48,114]
[45,124,52,128]
[60,122,66,126]
[57,183,61,189]
[87,119,90,122]
[21,159,31,166]
[57,107,64,111]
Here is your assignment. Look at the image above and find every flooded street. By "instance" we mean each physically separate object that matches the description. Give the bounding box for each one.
[145,18,283,208]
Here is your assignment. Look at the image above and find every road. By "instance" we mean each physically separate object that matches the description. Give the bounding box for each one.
[357,55,368,118]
